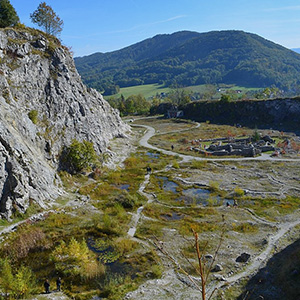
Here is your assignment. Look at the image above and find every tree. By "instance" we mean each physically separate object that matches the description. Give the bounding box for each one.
[154,227,225,300]
[60,139,98,173]
[50,238,105,280]
[30,2,63,36]
[0,259,37,299]
[0,0,19,28]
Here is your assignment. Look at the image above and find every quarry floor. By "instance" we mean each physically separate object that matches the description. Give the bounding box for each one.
[122,117,300,299]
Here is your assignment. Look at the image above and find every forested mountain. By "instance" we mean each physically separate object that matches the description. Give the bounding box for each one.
[74,30,300,95]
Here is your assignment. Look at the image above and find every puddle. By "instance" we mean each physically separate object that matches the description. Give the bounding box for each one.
[161,212,184,221]
[146,151,160,159]
[158,176,178,193]
[177,187,226,206]
[119,184,130,191]
[87,237,137,282]
[114,184,130,191]
[183,188,211,199]
[224,199,235,206]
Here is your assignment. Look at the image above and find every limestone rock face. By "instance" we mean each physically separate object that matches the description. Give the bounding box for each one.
[0,28,130,218]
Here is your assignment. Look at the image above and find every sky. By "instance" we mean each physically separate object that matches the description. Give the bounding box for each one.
[10,0,300,57]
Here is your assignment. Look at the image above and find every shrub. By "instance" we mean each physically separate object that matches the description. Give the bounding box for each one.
[0,259,37,299]
[114,192,137,209]
[28,110,38,124]
[234,187,245,197]
[172,160,180,169]
[50,238,105,280]
[60,139,98,173]
[1,225,49,262]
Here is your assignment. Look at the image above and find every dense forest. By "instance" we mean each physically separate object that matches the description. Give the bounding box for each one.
[74,30,300,95]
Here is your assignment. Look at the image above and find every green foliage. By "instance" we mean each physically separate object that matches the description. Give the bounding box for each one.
[108,94,150,116]
[28,110,38,124]
[30,2,63,37]
[0,259,14,296]
[0,259,37,299]
[60,139,98,173]
[0,0,20,28]
[220,94,231,103]
[255,86,280,99]
[234,187,245,197]
[167,88,191,106]
[50,237,105,280]
[172,160,180,169]
[252,128,261,142]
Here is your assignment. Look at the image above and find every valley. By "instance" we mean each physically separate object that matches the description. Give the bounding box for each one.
[1,3,300,300]
[1,117,299,300]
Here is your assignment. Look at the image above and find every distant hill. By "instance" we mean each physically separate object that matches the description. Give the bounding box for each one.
[74,30,300,95]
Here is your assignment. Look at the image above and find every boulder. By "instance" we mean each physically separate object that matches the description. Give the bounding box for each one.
[211,264,223,272]
[236,252,251,263]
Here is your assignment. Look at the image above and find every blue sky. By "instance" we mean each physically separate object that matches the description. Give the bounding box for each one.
[11,0,300,57]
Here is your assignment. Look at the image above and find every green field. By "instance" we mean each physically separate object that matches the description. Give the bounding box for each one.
[106,83,261,100]
[107,84,171,99]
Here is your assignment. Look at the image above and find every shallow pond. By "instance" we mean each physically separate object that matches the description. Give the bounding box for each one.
[146,151,160,159]
[158,176,178,193]
[157,176,235,207]
[113,184,130,191]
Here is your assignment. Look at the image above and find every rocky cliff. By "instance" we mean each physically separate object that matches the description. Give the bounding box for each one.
[183,97,300,133]
[0,27,129,219]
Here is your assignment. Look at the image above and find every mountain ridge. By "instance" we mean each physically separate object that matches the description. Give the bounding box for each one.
[74,30,300,94]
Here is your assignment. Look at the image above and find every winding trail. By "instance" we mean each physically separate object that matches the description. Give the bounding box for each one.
[133,123,300,162]
[128,172,158,237]
[208,217,300,296]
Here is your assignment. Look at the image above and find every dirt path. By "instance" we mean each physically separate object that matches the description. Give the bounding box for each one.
[208,217,300,296]
[133,123,300,162]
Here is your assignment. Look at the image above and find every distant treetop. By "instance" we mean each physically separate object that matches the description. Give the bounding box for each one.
[0,0,20,28]
[30,2,63,37]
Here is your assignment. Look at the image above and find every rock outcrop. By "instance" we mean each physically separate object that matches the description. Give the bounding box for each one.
[183,97,300,133]
[0,27,130,218]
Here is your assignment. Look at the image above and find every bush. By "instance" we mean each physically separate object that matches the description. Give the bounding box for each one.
[28,110,38,124]
[114,192,137,209]
[0,259,37,299]
[234,187,245,197]
[1,225,49,262]
[60,139,98,173]
[50,238,105,280]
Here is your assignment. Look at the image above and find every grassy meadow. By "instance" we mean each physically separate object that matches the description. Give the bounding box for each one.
[106,83,262,100]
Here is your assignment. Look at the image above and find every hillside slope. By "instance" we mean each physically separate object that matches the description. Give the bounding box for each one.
[0,27,129,218]
[75,30,300,94]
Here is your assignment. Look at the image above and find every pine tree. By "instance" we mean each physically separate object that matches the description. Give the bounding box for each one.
[30,2,63,36]
[0,0,20,28]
